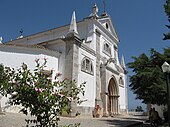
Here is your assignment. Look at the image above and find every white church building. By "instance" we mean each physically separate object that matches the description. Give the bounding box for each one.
[0,4,128,116]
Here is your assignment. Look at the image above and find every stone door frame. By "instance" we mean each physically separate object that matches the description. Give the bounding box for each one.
[107,77,119,116]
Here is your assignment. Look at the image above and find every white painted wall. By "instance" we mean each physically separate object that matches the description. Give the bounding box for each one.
[119,86,126,110]
[45,41,66,80]
[152,105,166,118]
[0,45,59,72]
[77,48,96,107]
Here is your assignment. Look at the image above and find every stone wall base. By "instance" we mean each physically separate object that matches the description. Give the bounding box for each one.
[76,106,94,116]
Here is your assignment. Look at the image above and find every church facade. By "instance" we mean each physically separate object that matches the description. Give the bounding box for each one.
[0,4,128,116]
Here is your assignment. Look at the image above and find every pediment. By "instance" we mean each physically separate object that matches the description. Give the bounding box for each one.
[98,17,119,41]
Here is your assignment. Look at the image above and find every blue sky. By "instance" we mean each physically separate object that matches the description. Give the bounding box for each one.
[0,0,169,110]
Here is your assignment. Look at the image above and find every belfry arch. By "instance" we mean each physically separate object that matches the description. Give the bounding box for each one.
[107,77,119,116]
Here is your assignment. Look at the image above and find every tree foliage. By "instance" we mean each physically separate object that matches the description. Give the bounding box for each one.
[128,47,170,105]
[163,0,170,40]
[0,59,85,127]
[136,106,143,112]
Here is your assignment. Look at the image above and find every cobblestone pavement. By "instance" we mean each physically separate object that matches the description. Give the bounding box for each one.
[0,112,147,127]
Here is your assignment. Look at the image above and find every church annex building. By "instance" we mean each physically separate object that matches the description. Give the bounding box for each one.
[0,4,128,117]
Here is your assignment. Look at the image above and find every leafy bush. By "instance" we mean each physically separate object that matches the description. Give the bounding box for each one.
[0,59,85,126]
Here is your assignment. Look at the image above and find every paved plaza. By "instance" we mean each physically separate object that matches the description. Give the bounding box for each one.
[0,112,148,127]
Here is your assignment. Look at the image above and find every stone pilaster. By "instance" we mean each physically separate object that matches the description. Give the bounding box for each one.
[95,31,102,113]
[63,36,81,117]
[64,38,74,80]
[64,36,80,81]
[100,66,108,117]
[102,94,109,117]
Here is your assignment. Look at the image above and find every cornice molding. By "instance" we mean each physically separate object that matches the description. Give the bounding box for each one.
[0,43,61,58]
[80,43,96,56]
[106,65,119,75]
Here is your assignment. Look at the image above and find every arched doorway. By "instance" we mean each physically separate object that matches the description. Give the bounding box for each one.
[108,77,119,116]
